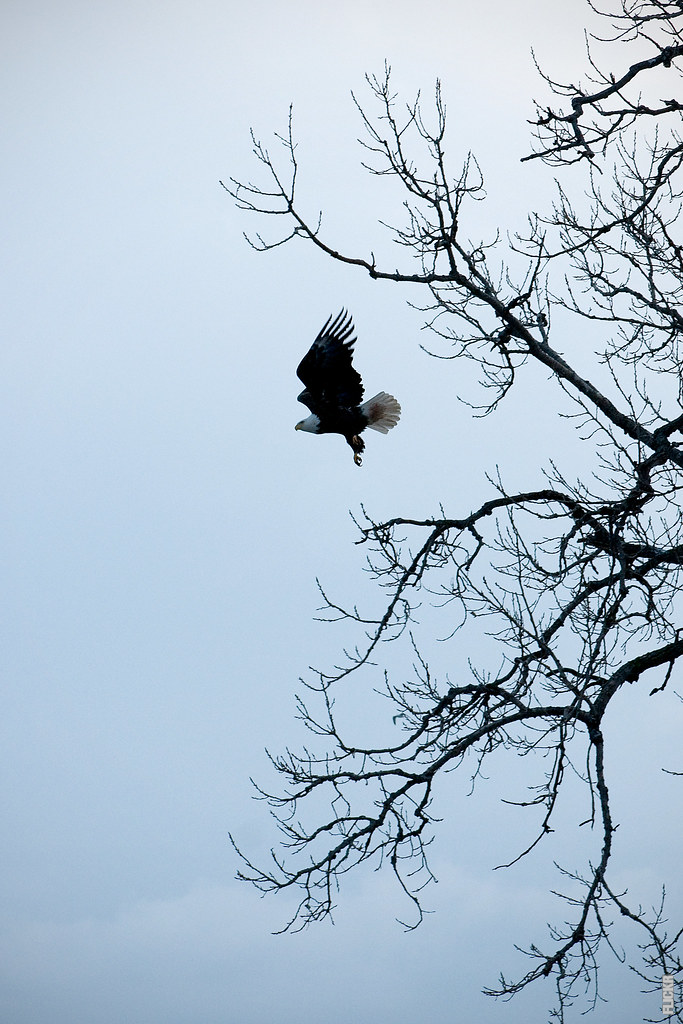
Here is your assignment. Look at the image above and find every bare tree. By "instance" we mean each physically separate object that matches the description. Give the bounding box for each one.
[224,2,683,1019]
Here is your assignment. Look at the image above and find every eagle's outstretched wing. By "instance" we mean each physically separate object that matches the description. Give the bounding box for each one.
[296,310,364,415]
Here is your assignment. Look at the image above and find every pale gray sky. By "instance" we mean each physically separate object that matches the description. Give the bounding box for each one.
[1,1,681,1022]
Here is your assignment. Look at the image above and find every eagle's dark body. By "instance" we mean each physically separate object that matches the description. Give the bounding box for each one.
[295,310,401,466]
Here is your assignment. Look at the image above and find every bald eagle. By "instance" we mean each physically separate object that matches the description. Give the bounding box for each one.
[295,310,401,466]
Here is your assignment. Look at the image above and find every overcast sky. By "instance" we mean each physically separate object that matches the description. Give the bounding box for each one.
[2,1,682,1022]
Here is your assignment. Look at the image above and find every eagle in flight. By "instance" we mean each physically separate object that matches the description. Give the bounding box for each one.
[295,310,401,466]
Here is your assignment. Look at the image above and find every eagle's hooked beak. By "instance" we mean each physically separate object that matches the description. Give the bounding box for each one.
[295,422,302,431]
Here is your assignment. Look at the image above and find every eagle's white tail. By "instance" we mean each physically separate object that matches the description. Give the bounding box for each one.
[361,392,401,433]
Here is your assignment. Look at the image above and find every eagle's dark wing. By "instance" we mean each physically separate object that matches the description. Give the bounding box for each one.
[296,310,364,414]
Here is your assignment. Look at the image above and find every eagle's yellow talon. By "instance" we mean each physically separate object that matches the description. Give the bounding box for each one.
[354,453,363,466]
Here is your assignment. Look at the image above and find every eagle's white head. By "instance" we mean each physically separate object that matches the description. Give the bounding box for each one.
[295,413,321,434]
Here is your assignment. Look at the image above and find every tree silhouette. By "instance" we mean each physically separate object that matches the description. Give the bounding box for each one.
[225,2,683,1019]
